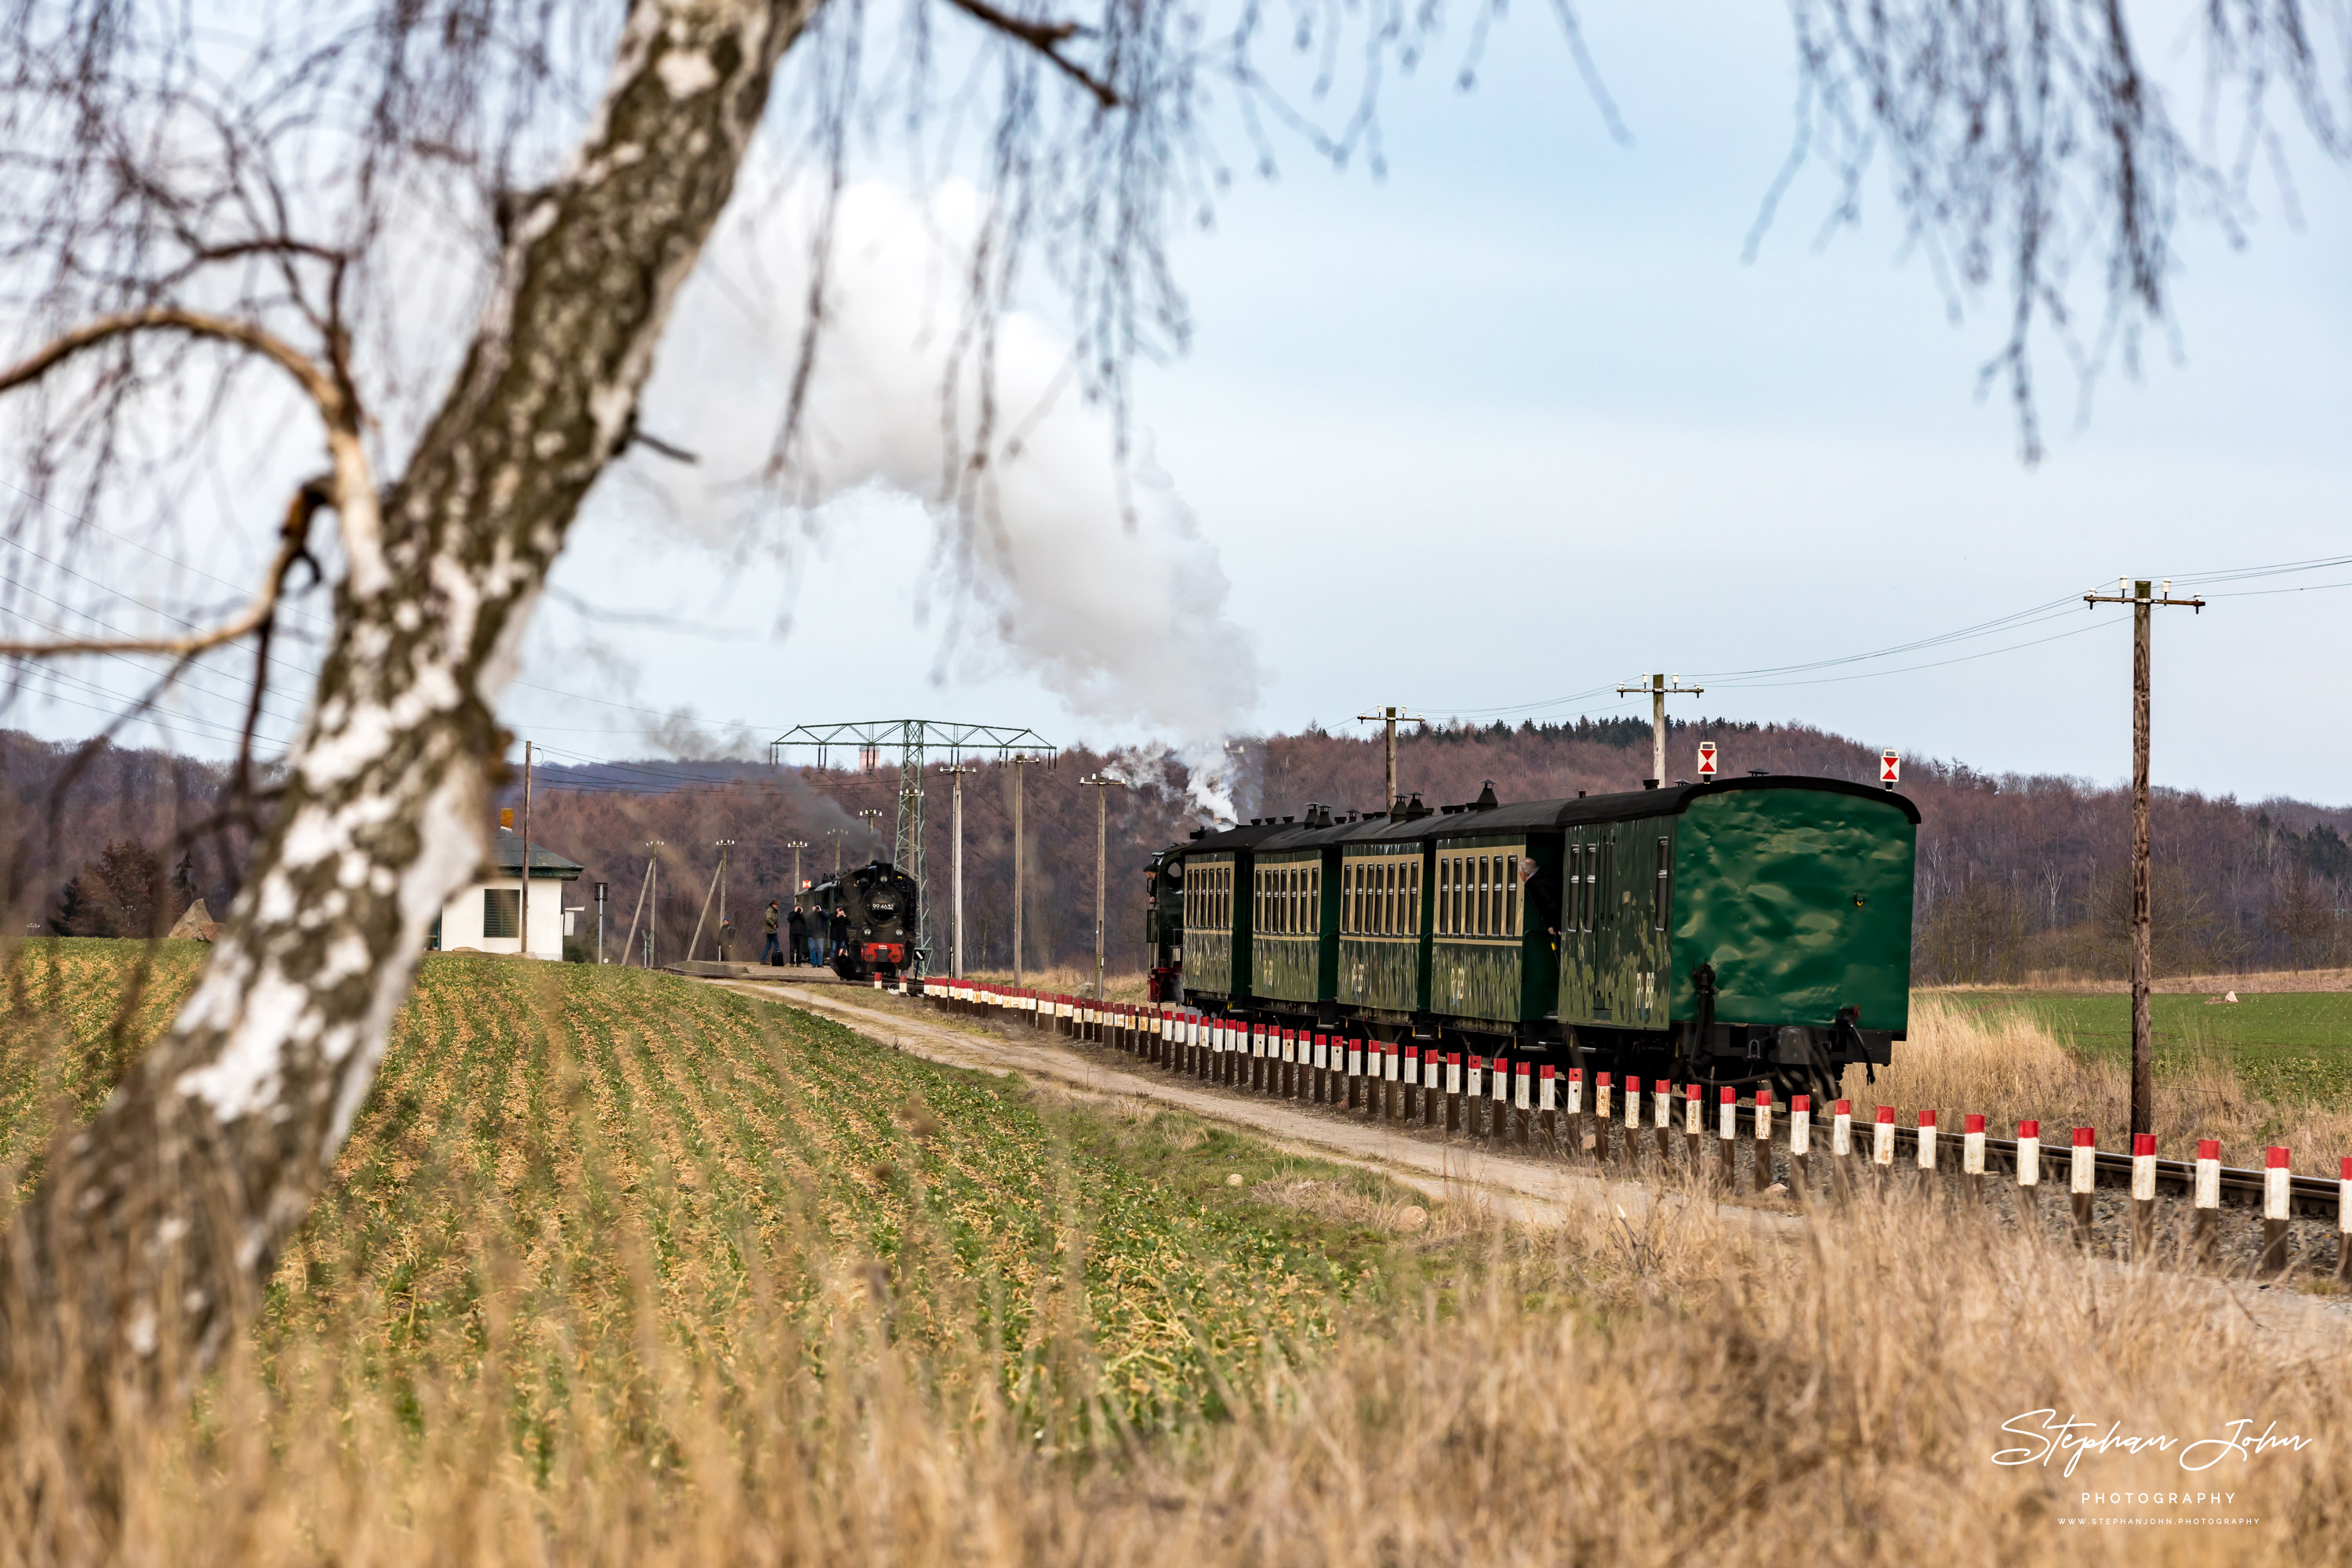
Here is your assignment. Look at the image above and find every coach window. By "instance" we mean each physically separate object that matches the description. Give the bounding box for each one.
[1408,860,1420,935]
[1449,855,1463,935]
[1505,855,1520,937]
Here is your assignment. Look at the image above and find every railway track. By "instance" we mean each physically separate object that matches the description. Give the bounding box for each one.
[912,979,2352,1277]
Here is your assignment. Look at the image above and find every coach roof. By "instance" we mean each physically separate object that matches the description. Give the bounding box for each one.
[1374,774,1922,841]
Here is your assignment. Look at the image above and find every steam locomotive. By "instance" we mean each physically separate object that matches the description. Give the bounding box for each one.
[804,860,921,982]
[1145,774,1918,1103]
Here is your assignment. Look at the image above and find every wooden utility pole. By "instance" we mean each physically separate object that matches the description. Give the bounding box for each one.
[1081,774,1127,1000]
[1614,674,1704,786]
[520,739,532,958]
[858,808,884,863]
[2082,577,2205,1138]
[942,766,975,977]
[1356,706,1425,810]
[1009,753,1038,985]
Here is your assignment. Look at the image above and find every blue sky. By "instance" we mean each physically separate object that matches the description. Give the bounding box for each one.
[516,3,2352,803]
[10,5,2349,805]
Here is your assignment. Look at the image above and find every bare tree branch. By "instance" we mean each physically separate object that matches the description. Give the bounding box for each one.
[0,477,328,659]
[940,0,1122,107]
[0,307,345,423]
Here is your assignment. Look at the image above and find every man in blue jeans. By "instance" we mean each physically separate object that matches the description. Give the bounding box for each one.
[761,900,782,965]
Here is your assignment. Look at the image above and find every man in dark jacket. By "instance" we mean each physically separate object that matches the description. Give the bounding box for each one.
[762,900,782,965]
[786,903,808,965]
[829,906,851,968]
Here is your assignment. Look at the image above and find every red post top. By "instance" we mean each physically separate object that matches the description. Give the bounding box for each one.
[1472,1054,1486,1069]
[2267,1146,2290,1169]
[1756,1087,1772,1107]
[1405,1045,1420,1061]
[1516,1061,1531,1076]
[1539,1063,1554,1077]
[1566,1065,1579,1080]
[2019,1120,2039,1138]
[2198,1139,2220,1161]
[1627,1075,1642,1093]
[1722,1087,1738,1104]
[1691,1083,1705,1101]
[1875,1105,1895,1123]
[1450,1051,1462,1065]
[1792,1094,1810,1112]
[2072,1127,2096,1147]
[2133,1134,2157,1158]
[1597,1071,1611,1087]
[1835,1099,1851,1116]
[2341,1156,2352,1179]
[1916,1109,1933,1128]
[1316,1033,1327,1046]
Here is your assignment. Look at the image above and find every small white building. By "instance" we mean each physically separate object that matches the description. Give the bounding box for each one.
[430,821,583,960]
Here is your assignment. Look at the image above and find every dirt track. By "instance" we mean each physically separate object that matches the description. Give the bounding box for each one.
[710,977,2352,1354]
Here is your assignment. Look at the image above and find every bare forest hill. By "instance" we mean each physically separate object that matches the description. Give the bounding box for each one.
[8,720,2350,981]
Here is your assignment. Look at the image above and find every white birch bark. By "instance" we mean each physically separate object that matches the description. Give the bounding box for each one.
[4,0,817,1380]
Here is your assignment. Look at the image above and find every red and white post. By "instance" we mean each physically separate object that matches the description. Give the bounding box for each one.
[1789,1094,1812,1200]
[1621,1073,1642,1167]
[1718,1087,1738,1189]
[2071,1127,2097,1247]
[1963,1113,1987,1204]
[2192,1138,2220,1265]
[2262,1146,2292,1277]
[2131,1134,2158,1261]
[2016,1120,2041,1228]
[1752,1087,1774,1194]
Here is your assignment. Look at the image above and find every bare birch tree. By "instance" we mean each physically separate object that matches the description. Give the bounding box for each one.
[0,0,2343,1425]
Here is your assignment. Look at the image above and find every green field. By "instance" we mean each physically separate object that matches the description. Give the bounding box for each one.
[1941,987,2352,1099]
[2,941,1443,1446]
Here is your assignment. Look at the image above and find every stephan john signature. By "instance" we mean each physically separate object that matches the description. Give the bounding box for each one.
[1993,1411,2314,1477]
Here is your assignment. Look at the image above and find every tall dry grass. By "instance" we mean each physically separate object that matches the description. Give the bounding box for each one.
[9,951,2352,1563]
[8,1178,2347,1566]
[1843,996,2352,1160]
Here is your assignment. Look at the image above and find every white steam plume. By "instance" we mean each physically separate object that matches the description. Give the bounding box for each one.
[632,178,1258,819]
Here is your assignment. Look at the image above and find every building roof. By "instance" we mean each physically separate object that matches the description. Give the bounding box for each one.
[488,827,584,879]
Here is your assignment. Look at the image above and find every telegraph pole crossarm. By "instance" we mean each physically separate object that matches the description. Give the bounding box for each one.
[1355,706,1426,813]
[2083,579,2205,1139]
[1616,673,1704,787]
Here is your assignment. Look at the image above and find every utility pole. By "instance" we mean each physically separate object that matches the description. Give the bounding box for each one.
[715,839,736,960]
[826,829,845,877]
[942,766,976,977]
[520,739,532,959]
[595,880,607,964]
[1009,752,1039,985]
[641,840,663,968]
[857,808,884,864]
[2083,577,2205,1138]
[784,839,808,898]
[1614,674,1704,787]
[1081,774,1127,1000]
[1355,706,1425,811]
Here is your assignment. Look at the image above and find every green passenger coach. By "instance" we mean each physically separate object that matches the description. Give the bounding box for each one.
[1150,774,1918,1098]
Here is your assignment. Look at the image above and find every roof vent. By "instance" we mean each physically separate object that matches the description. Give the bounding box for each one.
[1577,789,1587,798]
[1643,779,1659,790]
[1474,781,1500,811]
[1189,828,1206,840]
[1749,768,1770,777]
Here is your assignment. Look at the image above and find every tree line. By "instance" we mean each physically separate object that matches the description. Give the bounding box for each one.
[11,720,2348,982]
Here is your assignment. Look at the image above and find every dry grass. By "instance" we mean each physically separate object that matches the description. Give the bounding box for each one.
[8,947,2352,1563]
[1842,996,2352,1159]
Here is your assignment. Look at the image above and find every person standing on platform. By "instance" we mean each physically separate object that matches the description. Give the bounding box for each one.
[762,900,782,965]
[829,904,850,969]
[786,902,808,966]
